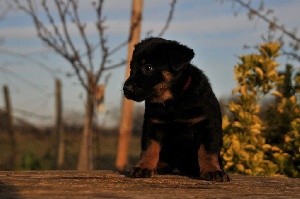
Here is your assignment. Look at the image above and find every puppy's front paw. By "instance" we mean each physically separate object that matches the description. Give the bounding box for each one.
[127,167,154,178]
[200,170,230,182]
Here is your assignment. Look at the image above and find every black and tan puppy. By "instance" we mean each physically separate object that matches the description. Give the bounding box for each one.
[123,37,230,181]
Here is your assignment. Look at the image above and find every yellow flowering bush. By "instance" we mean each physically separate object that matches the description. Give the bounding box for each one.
[222,42,300,177]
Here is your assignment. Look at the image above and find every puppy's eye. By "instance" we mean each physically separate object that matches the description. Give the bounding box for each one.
[142,64,154,74]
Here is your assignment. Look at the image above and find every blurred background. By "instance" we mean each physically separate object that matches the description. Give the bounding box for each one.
[0,0,299,177]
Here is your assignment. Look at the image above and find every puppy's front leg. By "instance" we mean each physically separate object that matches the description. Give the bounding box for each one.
[128,140,161,178]
[198,144,230,182]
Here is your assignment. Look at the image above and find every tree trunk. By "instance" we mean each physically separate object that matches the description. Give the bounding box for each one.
[77,73,95,170]
[116,0,144,171]
[3,85,16,170]
[55,79,65,169]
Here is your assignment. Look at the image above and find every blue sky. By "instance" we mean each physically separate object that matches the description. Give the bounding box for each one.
[0,0,299,126]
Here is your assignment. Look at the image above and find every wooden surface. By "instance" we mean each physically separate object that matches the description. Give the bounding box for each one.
[0,170,299,198]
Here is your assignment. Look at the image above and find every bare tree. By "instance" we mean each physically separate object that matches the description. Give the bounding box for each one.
[220,0,300,61]
[12,0,176,170]
[13,0,127,170]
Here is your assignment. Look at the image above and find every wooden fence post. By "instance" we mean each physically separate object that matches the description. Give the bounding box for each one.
[55,79,64,169]
[116,0,144,171]
[3,85,16,170]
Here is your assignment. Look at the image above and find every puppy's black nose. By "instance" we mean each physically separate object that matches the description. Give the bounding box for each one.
[123,84,134,95]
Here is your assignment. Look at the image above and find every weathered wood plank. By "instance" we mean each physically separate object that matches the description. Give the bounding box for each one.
[0,170,299,198]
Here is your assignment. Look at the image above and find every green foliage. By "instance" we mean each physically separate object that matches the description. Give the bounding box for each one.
[272,93,300,175]
[222,42,300,177]
[263,64,300,177]
[281,64,294,98]
[20,151,42,170]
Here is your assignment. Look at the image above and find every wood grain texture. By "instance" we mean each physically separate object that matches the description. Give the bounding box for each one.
[0,170,299,198]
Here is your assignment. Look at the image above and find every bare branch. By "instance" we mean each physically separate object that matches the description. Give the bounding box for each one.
[71,0,95,71]
[158,0,177,37]
[104,9,143,57]
[14,0,71,61]
[103,60,127,71]
[282,50,300,62]
[110,0,177,55]
[95,0,109,83]
[231,0,300,44]
[54,0,77,54]
[77,0,177,85]
[0,0,11,20]
[222,0,300,62]
[13,0,177,92]
[42,0,67,50]
[15,0,62,50]
[54,1,85,66]
[107,40,128,57]
[0,48,57,77]
[0,67,44,91]
[13,0,90,90]
[103,72,112,86]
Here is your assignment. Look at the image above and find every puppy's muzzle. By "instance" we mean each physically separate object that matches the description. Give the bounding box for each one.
[123,84,134,97]
[123,79,154,102]
[123,81,143,102]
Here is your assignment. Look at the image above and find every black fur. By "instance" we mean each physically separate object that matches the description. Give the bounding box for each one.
[123,37,230,182]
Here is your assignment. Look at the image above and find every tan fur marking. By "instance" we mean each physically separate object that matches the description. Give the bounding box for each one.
[176,116,205,124]
[137,140,161,170]
[162,71,173,82]
[150,118,164,124]
[152,90,172,103]
[150,116,205,124]
[151,71,173,103]
[198,144,221,173]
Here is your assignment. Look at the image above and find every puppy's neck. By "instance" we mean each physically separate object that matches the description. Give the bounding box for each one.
[182,75,192,92]
[148,67,193,105]
[172,66,193,95]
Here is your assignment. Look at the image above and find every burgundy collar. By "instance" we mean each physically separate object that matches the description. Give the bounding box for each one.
[182,76,192,92]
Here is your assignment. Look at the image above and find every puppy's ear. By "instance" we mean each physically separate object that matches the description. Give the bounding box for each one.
[168,41,194,71]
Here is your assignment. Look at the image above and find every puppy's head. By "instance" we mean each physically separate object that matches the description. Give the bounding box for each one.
[123,37,194,103]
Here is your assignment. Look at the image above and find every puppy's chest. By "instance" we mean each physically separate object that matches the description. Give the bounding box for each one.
[145,102,204,124]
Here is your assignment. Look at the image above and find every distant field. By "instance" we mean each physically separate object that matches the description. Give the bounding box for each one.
[0,129,141,171]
